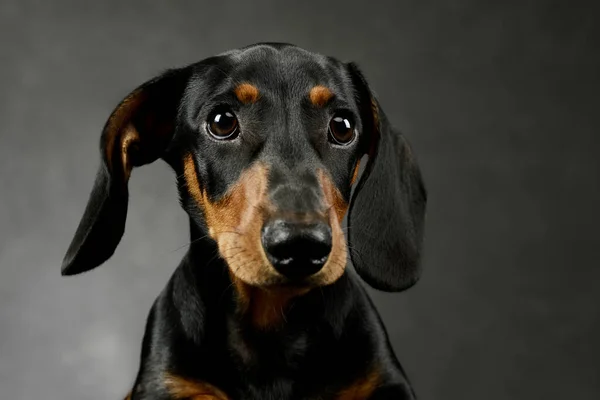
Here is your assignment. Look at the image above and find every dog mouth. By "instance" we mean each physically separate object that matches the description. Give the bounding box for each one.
[218,202,349,290]
[226,261,332,290]
[260,271,330,289]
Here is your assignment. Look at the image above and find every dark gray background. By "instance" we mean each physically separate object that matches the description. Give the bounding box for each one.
[1,0,598,399]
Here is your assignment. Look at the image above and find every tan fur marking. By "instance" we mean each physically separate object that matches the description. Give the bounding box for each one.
[368,98,381,157]
[183,153,203,206]
[104,89,145,171]
[183,156,348,326]
[123,393,131,400]
[350,160,361,185]
[232,275,309,329]
[234,83,260,104]
[309,85,334,107]
[310,170,348,286]
[318,170,349,223]
[164,373,229,399]
[119,123,140,180]
[336,369,381,399]
[183,155,278,287]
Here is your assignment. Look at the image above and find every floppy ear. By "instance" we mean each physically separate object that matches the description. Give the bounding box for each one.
[61,68,190,276]
[346,63,427,292]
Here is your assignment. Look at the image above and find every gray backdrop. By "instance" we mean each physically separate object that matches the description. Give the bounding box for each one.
[1,0,598,399]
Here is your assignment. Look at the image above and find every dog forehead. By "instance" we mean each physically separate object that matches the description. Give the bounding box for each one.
[241,48,338,87]
[193,44,345,95]
[230,43,333,71]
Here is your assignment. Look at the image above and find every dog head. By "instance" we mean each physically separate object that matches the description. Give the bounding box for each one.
[61,43,426,293]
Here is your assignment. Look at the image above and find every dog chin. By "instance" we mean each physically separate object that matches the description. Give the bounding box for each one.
[229,270,329,292]
[267,272,344,291]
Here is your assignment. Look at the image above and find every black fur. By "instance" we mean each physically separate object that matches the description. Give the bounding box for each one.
[347,63,427,292]
[62,43,426,399]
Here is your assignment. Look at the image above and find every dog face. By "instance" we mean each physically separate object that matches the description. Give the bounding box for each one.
[177,46,363,288]
[61,43,426,293]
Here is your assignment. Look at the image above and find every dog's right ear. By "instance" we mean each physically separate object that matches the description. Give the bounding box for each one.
[61,68,190,276]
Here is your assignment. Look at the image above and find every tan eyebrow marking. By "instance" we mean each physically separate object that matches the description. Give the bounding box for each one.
[309,85,334,107]
[234,83,260,104]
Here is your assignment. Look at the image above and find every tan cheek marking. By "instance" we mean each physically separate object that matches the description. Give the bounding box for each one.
[183,153,243,240]
[234,83,260,104]
[183,153,203,206]
[350,159,361,186]
[183,155,275,284]
[336,368,381,399]
[315,170,348,286]
[164,373,230,400]
[309,85,334,107]
[203,163,270,244]
[319,170,349,222]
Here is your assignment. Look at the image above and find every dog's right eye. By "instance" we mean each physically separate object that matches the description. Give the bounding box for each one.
[207,107,239,140]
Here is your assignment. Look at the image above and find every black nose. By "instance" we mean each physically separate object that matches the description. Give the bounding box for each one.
[261,219,332,280]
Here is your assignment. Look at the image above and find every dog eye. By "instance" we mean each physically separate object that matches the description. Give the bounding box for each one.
[328,112,355,145]
[207,107,239,140]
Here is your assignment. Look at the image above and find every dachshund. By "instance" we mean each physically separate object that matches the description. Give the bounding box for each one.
[62,43,427,399]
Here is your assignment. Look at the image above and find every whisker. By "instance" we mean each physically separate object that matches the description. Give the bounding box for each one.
[219,282,237,304]
[168,228,245,254]
[207,245,246,266]
[216,256,248,301]
[205,248,223,265]
[222,249,247,263]
[216,230,243,236]
[168,233,213,253]
[347,247,367,266]
[288,298,298,314]
[280,304,288,324]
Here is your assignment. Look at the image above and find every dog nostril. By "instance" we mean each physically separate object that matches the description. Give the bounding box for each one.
[261,219,332,280]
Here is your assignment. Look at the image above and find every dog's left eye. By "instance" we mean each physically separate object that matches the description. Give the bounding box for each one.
[328,112,355,145]
[207,107,239,140]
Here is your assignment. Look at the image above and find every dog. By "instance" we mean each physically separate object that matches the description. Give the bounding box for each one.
[62,43,427,399]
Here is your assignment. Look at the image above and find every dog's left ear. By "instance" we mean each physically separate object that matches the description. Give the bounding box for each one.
[61,67,190,276]
[346,62,427,292]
